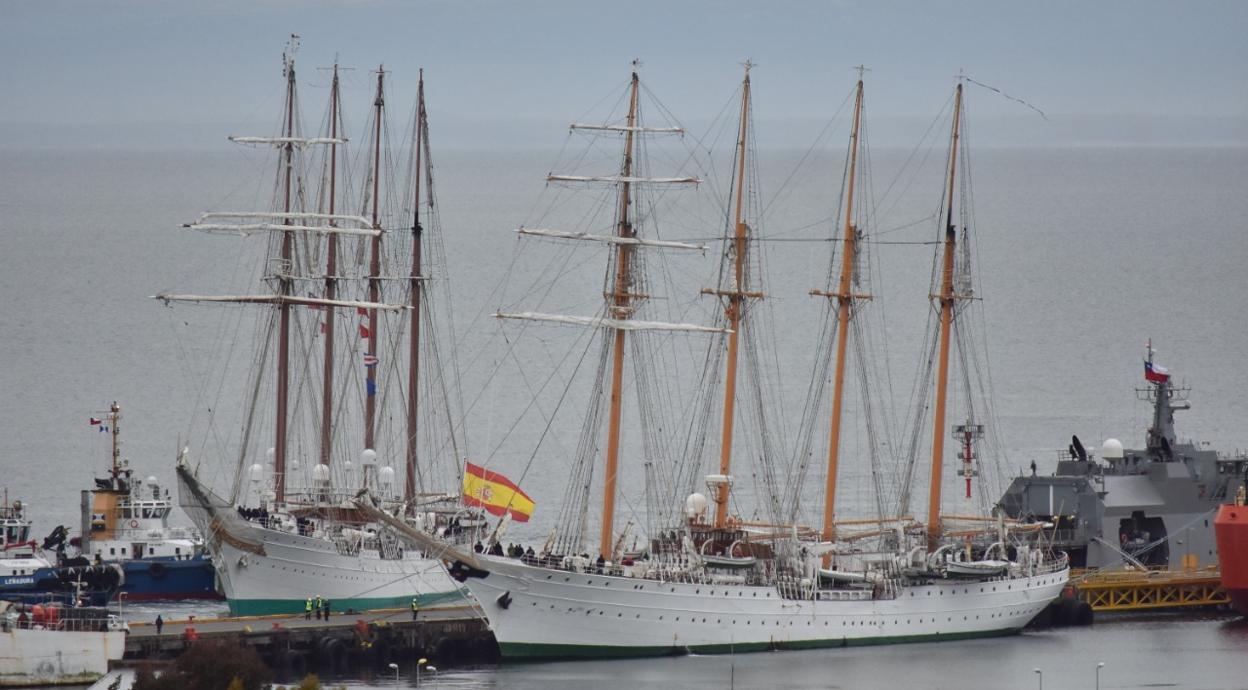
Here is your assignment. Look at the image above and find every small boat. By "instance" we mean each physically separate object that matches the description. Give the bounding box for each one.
[944,560,1010,578]
[0,601,126,687]
[76,403,219,601]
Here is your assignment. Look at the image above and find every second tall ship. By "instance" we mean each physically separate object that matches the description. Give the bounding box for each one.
[168,40,482,616]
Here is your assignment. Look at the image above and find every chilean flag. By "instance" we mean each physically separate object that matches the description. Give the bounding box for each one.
[88,418,102,426]
[1144,360,1170,384]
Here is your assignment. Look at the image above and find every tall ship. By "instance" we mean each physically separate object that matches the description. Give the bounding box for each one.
[997,346,1248,570]
[0,496,121,607]
[77,403,218,601]
[363,66,1068,659]
[169,38,482,616]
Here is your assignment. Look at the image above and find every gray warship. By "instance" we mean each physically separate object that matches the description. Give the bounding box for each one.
[997,345,1248,570]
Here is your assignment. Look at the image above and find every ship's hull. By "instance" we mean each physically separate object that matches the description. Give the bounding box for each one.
[0,566,121,608]
[115,555,220,602]
[210,527,467,616]
[461,556,1069,660]
[1214,503,1248,616]
[0,627,125,687]
[176,465,466,616]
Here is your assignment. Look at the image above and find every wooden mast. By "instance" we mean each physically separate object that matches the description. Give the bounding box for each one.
[598,65,640,562]
[319,63,341,469]
[819,73,865,547]
[364,66,385,454]
[926,81,963,544]
[405,69,426,506]
[274,43,298,504]
[712,63,753,529]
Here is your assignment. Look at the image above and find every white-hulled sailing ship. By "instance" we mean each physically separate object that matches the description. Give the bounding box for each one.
[169,39,482,616]
[360,65,1068,659]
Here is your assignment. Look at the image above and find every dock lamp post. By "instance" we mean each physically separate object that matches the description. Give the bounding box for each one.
[1096,661,1105,690]
[1034,667,1042,690]
[387,662,398,682]
[417,657,428,685]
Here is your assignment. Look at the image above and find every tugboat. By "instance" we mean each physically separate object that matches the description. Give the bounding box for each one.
[77,403,219,601]
[998,343,1248,570]
[0,496,122,607]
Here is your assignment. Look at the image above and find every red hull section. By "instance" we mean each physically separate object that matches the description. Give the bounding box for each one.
[1215,504,1248,616]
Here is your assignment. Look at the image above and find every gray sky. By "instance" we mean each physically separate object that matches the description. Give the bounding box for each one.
[3,0,1246,148]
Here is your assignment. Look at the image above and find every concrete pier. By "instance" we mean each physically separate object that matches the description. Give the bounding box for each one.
[120,604,496,674]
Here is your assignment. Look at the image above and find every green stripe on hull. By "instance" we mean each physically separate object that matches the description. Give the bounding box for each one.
[227,589,468,617]
[499,626,1021,661]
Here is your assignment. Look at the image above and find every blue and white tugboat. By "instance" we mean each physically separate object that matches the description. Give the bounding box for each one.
[77,402,220,601]
[0,496,121,607]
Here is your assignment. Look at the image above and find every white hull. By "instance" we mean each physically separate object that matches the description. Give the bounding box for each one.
[177,466,464,616]
[462,556,1069,659]
[210,522,464,616]
[0,628,124,687]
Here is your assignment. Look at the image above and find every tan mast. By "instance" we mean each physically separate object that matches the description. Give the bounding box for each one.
[711,63,753,529]
[816,72,866,548]
[364,66,385,453]
[274,43,298,504]
[320,63,341,469]
[598,65,641,562]
[926,81,963,544]
[405,70,426,506]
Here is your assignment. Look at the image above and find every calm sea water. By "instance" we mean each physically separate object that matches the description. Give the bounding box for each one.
[2,144,1247,688]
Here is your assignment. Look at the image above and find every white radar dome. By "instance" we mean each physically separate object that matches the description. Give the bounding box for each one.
[379,466,396,485]
[361,449,378,466]
[313,463,330,482]
[685,493,709,519]
[266,447,276,464]
[248,464,265,482]
[1102,438,1124,460]
[146,475,158,485]
[289,459,300,472]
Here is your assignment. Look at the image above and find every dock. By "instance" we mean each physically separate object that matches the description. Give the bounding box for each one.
[1070,568,1229,612]
[120,604,496,674]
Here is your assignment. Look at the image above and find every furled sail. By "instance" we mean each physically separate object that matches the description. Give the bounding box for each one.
[153,293,408,311]
[495,311,728,334]
[228,136,347,147]
[546,174,700,185]
[516,227,705,250]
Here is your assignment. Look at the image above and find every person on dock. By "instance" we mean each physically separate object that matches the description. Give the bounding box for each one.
[323,599,331,619]
[411,598,420,621]
[315,595,324,620]
[155,615,163,635]
[305,598,313,620]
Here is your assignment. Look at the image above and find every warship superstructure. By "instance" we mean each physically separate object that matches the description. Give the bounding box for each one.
[998,345,1248,570]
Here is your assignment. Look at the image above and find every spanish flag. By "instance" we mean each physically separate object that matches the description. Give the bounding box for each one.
[462,462,535,522]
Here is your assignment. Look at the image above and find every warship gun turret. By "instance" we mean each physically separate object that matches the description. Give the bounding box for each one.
[997,344,1248,570]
